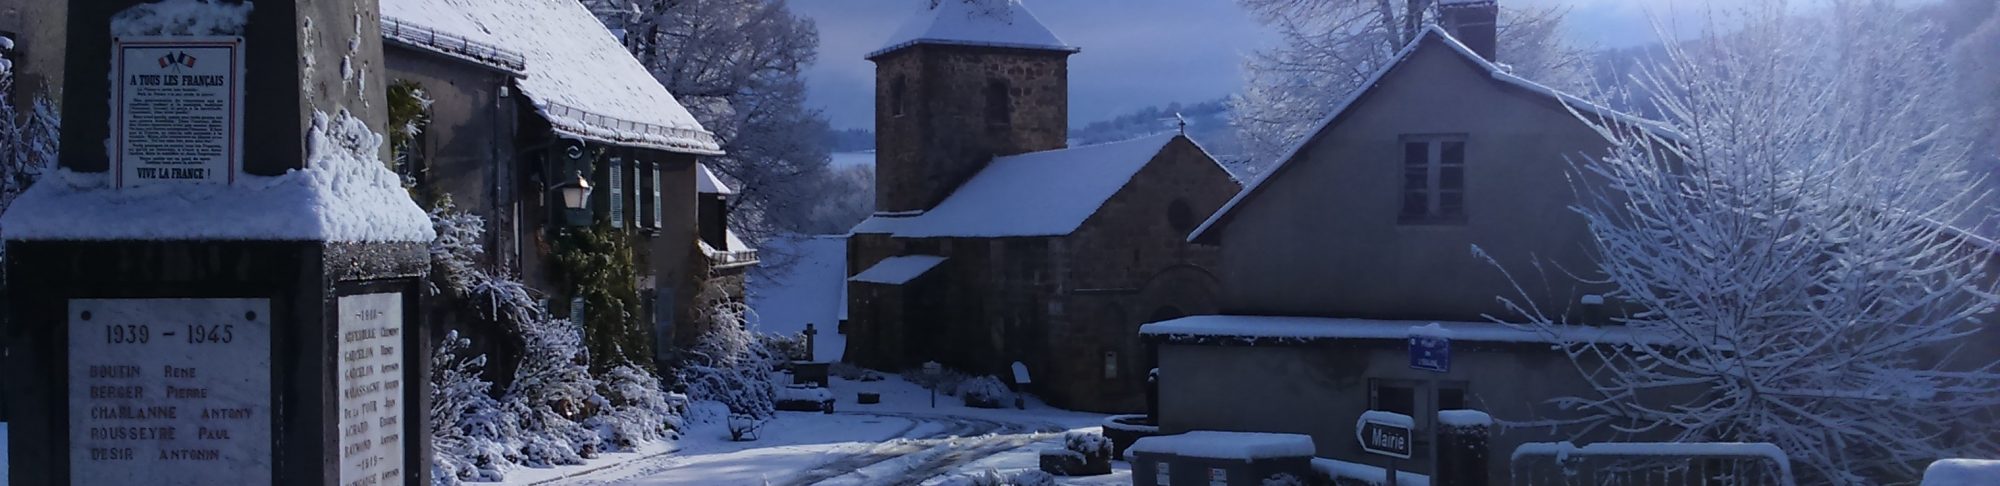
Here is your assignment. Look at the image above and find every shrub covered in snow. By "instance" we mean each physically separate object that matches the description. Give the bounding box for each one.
[958,375,1014,409]
[0,67,57,264]
[942,469,1055,486]
[425,203,684,483]
[1063,431,1112,459]
[585,364,687,450]
[676,283,779,420]
[902,366,971,395]
[759,332,808,362]
[831,362,884,382]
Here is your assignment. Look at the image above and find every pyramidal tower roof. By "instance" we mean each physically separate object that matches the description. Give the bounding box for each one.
[868,0,1079,59]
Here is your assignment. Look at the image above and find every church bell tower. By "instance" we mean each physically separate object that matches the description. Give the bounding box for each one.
[868,0,1079,213]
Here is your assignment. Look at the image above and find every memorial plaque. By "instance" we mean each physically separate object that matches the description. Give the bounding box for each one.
[67,298,273,485]
[114,36,244,188]
[338,293,406,486]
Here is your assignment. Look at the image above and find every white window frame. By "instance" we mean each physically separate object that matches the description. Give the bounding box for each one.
[610,157,625,228]
[652,165,664,228]
[1399,134,1467,224]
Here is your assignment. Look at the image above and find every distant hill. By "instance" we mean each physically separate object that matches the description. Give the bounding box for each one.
[1069,98,1246,168]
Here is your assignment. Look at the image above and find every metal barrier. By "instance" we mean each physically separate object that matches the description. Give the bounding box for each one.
[1510,442,1795,486]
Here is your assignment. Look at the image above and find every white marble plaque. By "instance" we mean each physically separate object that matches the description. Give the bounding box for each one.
[338,293,406,486]
[113,36,244,188]
[68,298,272,486]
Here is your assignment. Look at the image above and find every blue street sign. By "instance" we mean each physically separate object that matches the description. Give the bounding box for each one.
[1409,334,1450,373]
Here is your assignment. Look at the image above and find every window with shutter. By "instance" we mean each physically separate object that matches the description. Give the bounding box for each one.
[652,166,664,228]
[610,157,625,228]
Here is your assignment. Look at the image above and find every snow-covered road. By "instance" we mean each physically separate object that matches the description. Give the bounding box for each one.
[523,376,1130,486]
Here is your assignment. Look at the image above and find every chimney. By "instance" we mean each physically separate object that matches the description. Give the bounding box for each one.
[1439,0,1498,62]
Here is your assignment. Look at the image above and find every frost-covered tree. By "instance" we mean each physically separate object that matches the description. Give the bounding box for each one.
[1486,3,2000,483]
[584,0,836,243]
[675,281,778,420]
[0,47,59,263]
[1231,0,1586,174]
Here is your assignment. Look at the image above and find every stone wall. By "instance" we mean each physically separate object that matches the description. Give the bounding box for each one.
[872,44,1071,213]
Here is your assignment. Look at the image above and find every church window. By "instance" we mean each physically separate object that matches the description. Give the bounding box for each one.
[891,76,909,117]
[985,79,1011,127]
[1399,135,1467,224]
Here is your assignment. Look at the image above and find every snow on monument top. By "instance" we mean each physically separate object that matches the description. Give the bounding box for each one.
[379,0,720,155]
[1,110,435,243]
[869,0,1077,59]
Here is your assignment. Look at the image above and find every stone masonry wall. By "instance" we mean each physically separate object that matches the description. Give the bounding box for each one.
[873,45,1071,213]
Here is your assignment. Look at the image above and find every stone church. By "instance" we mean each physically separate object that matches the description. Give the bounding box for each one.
[844,0,1240,413]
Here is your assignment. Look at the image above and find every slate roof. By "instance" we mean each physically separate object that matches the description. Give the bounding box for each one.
[868,0,1078,59]
[379,0,721,155]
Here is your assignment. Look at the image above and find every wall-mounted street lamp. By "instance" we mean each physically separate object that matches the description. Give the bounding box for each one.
[553,170,592,227]
[555,171,592,210]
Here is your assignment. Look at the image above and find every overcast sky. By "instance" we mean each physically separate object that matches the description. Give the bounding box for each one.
[789,0,1720,131]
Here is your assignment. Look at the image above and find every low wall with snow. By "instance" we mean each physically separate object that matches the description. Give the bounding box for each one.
[1154,338,1689,485]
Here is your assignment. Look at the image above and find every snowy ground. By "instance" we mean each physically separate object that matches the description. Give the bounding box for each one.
[503,375,1129,485]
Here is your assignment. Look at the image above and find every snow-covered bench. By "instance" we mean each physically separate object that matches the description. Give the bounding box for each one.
[1128,431,1315,486]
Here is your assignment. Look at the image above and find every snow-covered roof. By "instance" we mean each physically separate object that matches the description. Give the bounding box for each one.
[1139,315,1663,345]
[1,111,434,243]
[868,0,1079,60]
[1924,459,2000,486]
[379,15,525,75]
[748,236,847,362]
[1190,26,1672,243]
[696,163,735,195]
[378,0,721,155]
[849,134,1183,238]
[849,255,948,285]
[1127,431,1315,461]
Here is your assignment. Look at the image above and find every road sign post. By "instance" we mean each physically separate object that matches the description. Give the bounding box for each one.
[1358,410,1415,486]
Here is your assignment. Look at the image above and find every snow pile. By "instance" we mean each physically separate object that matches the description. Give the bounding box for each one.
[1128,431,1316,461]
[1436,409,1492,428]
[1102,414,1160,433]
[849,254,947,285]
[1358,410,1414,430]
[1407,322,1454,340]
[1140,315,1662,345]
[870,0,1077,58]
[379,0,719,154]
[2,110,434,242]
[855,134,1184,238]
[1922,459,2000,486]
[1311,458,1431,486]
[109,0,253,37]
[747,236,848,362]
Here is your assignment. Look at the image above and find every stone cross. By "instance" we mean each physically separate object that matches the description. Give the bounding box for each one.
[803,323,818,361]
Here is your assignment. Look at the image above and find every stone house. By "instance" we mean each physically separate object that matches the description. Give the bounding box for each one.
[379,0,755,374]
[1143,8,1673,482]
[845,0,1240,413]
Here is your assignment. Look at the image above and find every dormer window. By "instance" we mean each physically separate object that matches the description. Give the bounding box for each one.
[985,79,1011,127]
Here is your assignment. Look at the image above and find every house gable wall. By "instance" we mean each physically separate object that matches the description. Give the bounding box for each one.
[1217,41,1614,322]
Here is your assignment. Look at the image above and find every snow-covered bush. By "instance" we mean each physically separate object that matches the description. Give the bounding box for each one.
[958,375,1013,409]
[426,203,685,481]
[585,364,687,450]
[830,362,884,382]
[428,330,507,485]
[0,63,57,265]
[676,283,778,420]
[758,332,808,362]
[1063,431,1112,459]
[902,366,971,395]
[1261,473,1304,486]
[943,469,1055,486]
